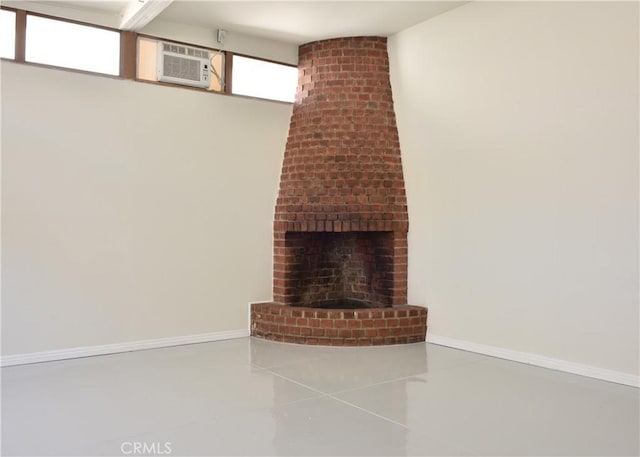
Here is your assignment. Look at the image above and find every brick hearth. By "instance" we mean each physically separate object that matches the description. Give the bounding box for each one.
[251,302,427,346]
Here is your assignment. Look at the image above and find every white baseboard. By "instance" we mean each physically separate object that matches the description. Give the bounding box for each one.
[4,328,636,388]
[426,334,639,388]
[0,329,250,367]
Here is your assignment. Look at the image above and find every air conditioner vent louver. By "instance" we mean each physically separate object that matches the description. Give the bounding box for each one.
[163,55,200,82]
[157,42,210,88]
[162,42,208,59]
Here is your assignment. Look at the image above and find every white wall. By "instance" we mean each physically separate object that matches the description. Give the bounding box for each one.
[1,62,291,355]
[389,1,639,376]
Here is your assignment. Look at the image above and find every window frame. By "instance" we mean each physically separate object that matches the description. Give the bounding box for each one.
[1,6,123,79]
[0,7,17,60]
[24,12,122,77]
[228,51,298,102]
[0,6,297,103]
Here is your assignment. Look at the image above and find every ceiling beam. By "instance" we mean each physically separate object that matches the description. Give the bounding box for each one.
[119,0,173,31]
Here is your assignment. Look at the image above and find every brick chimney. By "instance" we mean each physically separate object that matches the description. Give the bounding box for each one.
[273,36,408,309]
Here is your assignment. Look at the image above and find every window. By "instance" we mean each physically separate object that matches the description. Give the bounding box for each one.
[232,55,297,103]
[137,36,224,92]
[25,15,120,75]
[6,7,297,103]
[0,9,16,59]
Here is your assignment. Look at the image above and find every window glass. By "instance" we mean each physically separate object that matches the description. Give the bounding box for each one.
[0,10,16,59]
[137,37,224,92]
[26,15,120,75]
[232,55,297,103]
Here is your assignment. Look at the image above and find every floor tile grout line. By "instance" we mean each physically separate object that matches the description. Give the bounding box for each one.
[76,389,333,451]
[265,369,411,430]
[327,395,409,430]
[250,348,361,371]
[266,369,332,397]
[328,373,426,396]
[250,355,329,371]
[265,367,421,399]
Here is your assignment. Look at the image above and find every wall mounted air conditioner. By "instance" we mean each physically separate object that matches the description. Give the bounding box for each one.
[157,42,210,88]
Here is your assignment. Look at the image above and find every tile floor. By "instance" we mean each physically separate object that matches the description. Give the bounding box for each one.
[2,337,638,456]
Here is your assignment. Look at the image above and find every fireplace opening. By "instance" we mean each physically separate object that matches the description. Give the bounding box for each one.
[306,299,373,309]
[284,231,394,308]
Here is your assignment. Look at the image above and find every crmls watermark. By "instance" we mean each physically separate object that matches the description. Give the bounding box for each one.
[121,441,172,455]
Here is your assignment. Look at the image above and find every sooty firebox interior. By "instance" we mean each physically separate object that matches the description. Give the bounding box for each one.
[285,231,394,308]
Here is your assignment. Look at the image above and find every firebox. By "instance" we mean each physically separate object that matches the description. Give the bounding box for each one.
[284,231,396,308]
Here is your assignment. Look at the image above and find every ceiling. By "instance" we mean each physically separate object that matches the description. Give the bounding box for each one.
[26,1,466,44]
[158,1,467,44]
[36,0,130,14]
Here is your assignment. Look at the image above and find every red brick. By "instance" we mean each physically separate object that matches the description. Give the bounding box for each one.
[325,328,338,337]
[334,320,347,328]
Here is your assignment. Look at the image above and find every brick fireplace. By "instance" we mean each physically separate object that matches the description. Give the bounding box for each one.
[251,36,427,346]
